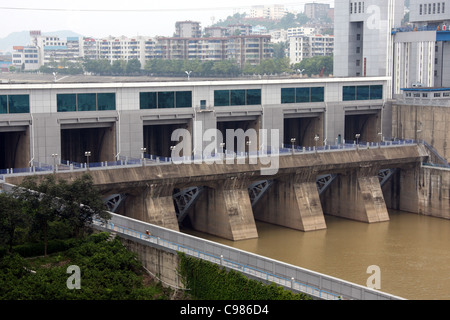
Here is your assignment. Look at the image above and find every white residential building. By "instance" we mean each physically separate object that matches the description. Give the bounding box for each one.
[289,34,334,64]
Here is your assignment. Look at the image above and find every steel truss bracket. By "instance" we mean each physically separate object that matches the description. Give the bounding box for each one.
[103,193,127,213]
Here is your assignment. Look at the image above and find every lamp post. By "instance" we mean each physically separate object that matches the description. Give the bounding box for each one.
[52,153,58,174]
[140,147,147,166]
[220,142,225,160]
[290,138,296,154]
[185,70,192,80]
[355,134,360,149]
[378,132,382,148]
[246,140,251,158]
[84,151,91,170]
[314,135,319,153]
[170,146,175,163]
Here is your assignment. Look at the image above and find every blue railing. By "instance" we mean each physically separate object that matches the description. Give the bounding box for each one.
[0,139,422,180]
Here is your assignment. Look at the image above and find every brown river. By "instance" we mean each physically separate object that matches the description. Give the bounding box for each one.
[184,210,450,300]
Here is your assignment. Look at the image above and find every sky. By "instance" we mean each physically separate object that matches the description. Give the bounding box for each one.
[0,0,334,39]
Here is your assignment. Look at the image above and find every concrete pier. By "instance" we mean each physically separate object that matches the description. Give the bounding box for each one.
[321,168,390,223]
[254,173,326,231]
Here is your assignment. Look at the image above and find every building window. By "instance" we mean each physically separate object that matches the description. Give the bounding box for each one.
[343,85,383,101]
[281,87,324,104]
[57,93,116,112]
[139,91,192,109]
[0,94,30,114]
[420,4,423,14]
[356,34,361,41]
[214,89,261,107]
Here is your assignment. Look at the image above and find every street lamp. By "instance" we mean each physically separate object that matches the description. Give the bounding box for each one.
[290,138,296,154]
[170,146,176,163]
[314,135,319,152]
[52,153,58,173]
[378,132,382,148]
[220,142,225,159]
[185,70,192,80]
[246,140,251,158]
[355,134,360,148]
[85,151,91,170]
[140,147,147,166]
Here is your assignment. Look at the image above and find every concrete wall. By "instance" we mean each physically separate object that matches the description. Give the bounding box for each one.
[120,237,184,290]
[392,103,450,162]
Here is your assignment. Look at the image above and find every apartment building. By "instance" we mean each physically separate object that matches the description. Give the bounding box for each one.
[304,3,331,20]
[250,4,287,20]
[289,34,334,64]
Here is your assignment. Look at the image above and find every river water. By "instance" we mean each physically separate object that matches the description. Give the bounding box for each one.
[184,210,450,300]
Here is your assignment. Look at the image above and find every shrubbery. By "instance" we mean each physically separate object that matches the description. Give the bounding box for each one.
[0,233,171,300]
[178,253,311,300]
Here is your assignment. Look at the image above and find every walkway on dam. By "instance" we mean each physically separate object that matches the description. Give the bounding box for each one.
[91,211,405,300]
[0,139,423,178]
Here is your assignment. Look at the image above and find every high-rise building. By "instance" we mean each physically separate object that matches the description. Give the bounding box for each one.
[392,0,450,94]
[333,0,405,81]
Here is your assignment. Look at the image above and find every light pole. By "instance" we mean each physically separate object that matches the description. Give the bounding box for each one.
[85,151,91,170]
[170,146,175,163]
[355,134,360,149]
[314,135,319,153]
[290,138,296,154]
[141,147,147,166]
[52,153,58,174]
[246,140,251,158]
[185,70,192,80]
[378,132,382,148]
[220,142,225,160]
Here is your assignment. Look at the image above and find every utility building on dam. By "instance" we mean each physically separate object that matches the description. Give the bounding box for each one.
[0,76,390,169]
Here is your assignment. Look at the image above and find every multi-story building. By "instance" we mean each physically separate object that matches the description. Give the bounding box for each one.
[175,21,202,38]
[11,46,40,71]
[250,5,287,20]
[287,27,317,38]
[333,0,405,98]
[392,0,450,94]
[12,22,272,71]
[289,34,334,64]
[304,2,331,21]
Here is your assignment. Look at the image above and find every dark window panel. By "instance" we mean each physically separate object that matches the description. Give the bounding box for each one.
[8,95,30,113]
[158,91,175,108]
[230,89,246,106]
[246,89,261,105]
[214,90,230,107]
[175,91,192,108]
[296,87,310,103]
[0,95,7,114]
[77,93,97,111]
[310,87,325,102]
[57,94,77,112]
[281,88,295,104]
[140,92,157,109]
[97,93,116,111]
[343,86,356,101]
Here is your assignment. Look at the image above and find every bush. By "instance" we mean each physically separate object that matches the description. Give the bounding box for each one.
[178,253,311,300]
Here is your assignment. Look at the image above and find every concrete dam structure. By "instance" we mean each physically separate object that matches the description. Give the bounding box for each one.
[7,142,447,242]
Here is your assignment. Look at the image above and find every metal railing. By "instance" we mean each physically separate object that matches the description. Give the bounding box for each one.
[0,139,419,181]
[91,212,405,301]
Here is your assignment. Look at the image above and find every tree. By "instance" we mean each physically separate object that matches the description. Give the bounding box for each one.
[126,59,142,75]
[11,174,110,255]
[293,56,333,77]
[0,193,28,253]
